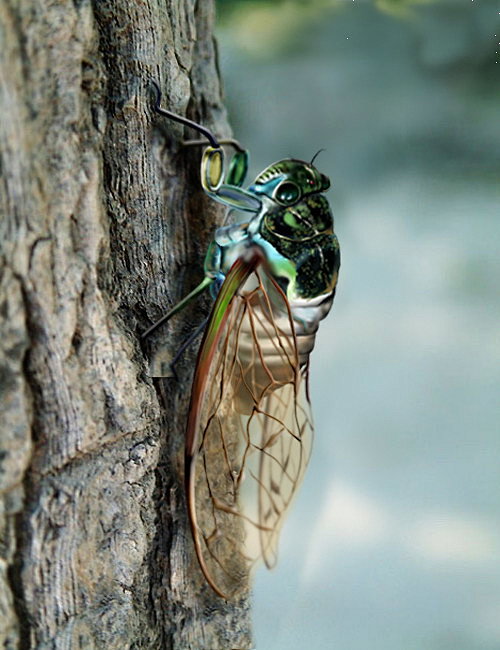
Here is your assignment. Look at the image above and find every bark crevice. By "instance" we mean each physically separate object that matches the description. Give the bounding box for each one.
[0,1,252,647]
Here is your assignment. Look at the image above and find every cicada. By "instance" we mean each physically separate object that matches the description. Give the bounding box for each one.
[145,85,340,599]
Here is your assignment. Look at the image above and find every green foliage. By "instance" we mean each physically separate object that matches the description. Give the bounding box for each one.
[375,0,436,17]
[216,0,439,57]
[217,0,438,20]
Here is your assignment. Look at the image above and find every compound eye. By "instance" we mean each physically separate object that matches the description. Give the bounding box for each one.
[275,181,301,205]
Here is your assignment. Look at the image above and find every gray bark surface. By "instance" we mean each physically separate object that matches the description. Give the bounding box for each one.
[0,0,252,647]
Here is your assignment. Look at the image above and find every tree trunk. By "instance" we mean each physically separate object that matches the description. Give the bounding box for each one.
[0,0,252,647]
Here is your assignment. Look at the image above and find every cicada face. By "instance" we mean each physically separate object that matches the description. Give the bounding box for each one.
[249,159,331,207]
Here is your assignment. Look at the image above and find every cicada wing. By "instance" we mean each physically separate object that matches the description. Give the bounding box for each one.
[186,255,314,599]
[255,368,313,569]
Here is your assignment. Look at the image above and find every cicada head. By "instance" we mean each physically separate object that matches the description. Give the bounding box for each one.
[249,159,330,207]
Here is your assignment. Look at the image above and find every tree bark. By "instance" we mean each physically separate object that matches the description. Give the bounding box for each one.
[0,0,252,647]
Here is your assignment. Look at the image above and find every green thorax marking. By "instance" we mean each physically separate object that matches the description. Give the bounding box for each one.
[263,194,333,241]
[258,194,340,301]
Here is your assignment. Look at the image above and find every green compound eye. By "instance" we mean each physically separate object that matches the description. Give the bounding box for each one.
[275,181,301,205]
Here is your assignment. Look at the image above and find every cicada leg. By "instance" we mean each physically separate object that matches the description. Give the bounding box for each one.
[141,276,213,340]
[151,81,220,148]
[151,82,260,212]
[148,83,262,376]
[142,276,214,378]
[166,316,209,381]
[183,139,249,188]
[200,147,261,212]
[143,236,229,378]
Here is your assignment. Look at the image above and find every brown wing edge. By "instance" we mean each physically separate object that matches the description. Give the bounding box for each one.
[184,249,263,599]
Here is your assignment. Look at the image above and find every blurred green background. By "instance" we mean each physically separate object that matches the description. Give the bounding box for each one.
[215,1,499,648]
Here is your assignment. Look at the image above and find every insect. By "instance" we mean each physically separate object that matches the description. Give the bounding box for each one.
[144,83,340,599]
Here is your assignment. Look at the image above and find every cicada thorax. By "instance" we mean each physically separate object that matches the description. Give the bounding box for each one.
[259,192,340,300]
[253,192,339,360]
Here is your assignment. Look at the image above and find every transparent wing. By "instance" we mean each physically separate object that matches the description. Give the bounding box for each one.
[186,253,314,599]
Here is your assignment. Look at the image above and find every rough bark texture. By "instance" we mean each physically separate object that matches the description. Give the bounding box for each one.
[0,0,252,647]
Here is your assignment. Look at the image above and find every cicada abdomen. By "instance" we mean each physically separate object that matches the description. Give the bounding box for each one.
[231,273,299,415]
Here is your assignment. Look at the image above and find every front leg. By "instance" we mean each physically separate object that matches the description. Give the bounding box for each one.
[201,147,262,213]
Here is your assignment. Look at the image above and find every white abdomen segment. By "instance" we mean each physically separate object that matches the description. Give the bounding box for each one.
[290,292,335,365]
